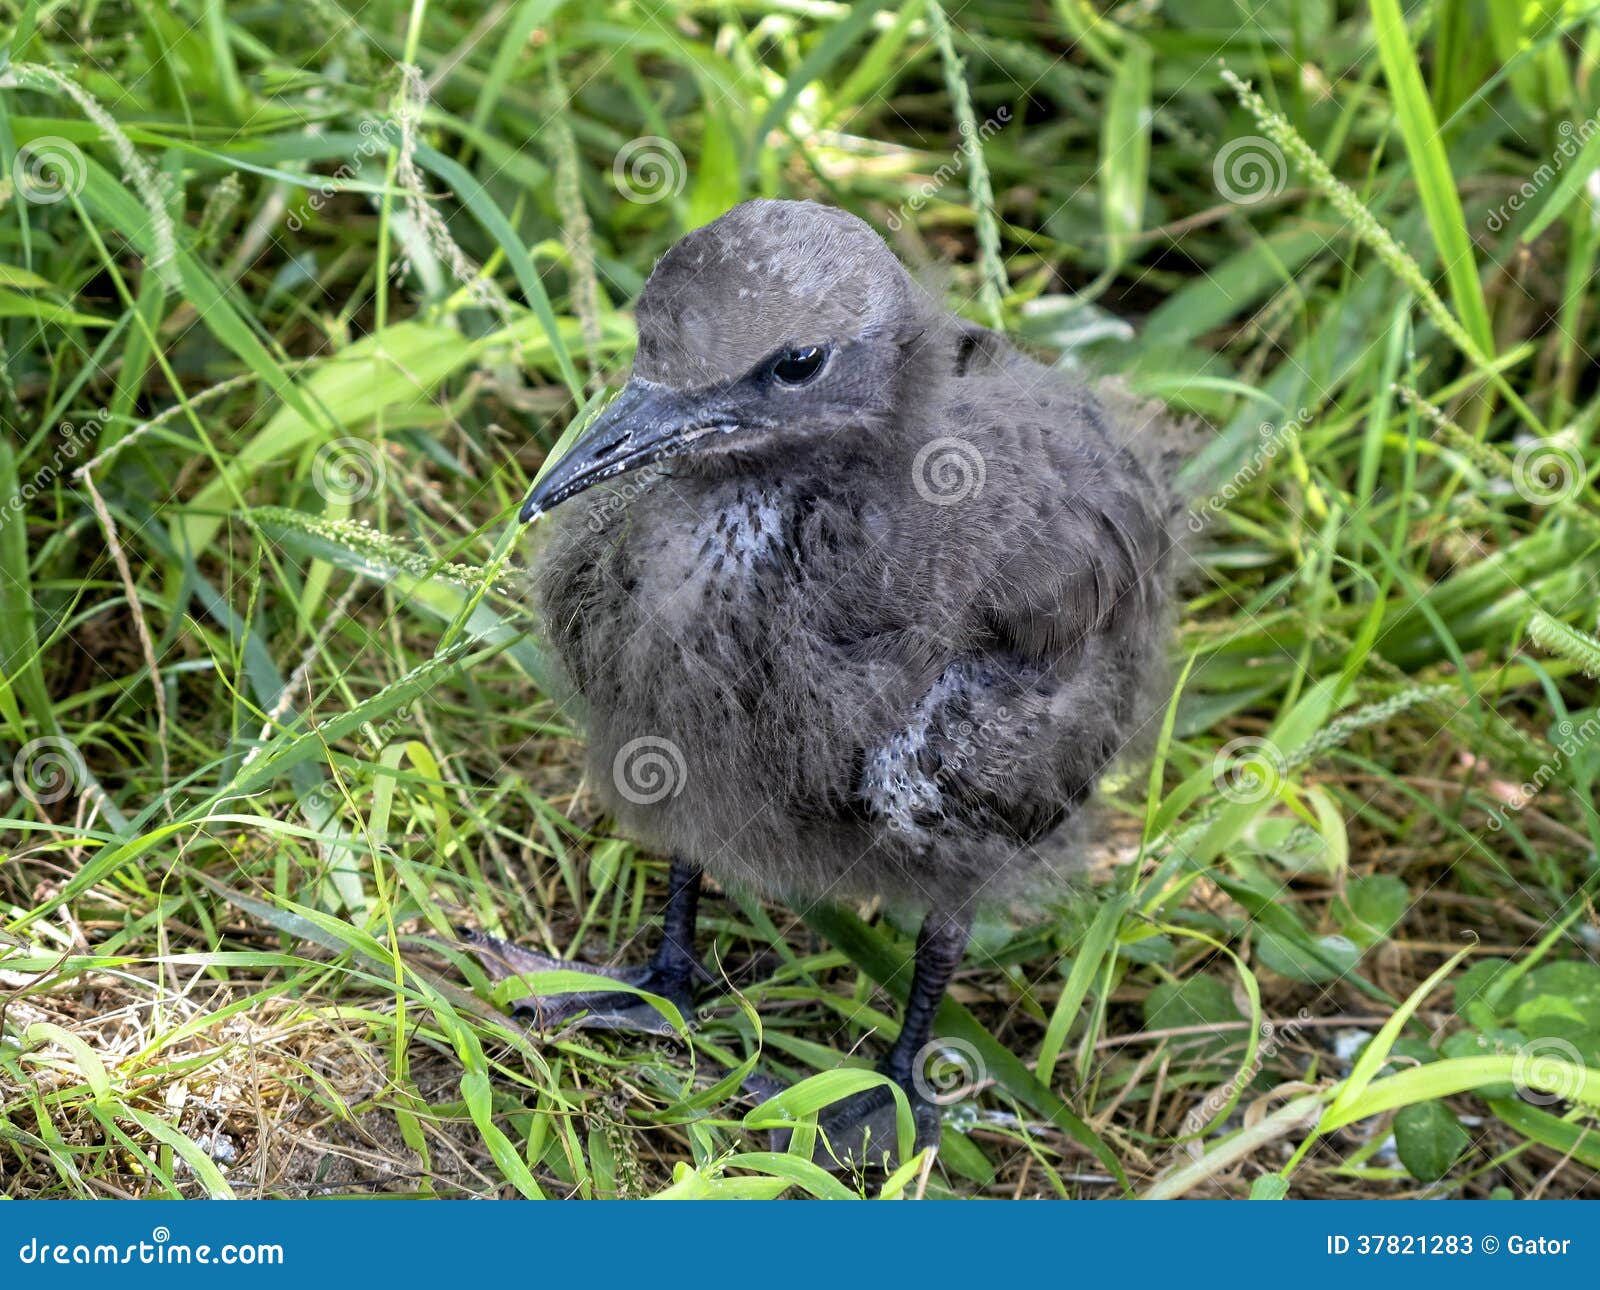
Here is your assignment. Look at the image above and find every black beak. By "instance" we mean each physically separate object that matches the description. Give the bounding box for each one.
[520,379,735,523]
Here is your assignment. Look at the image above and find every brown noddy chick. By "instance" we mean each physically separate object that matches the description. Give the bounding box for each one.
[496,197,1182,1167]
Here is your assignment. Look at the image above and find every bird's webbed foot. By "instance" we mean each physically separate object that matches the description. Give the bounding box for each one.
[764,909,972,1173]
[766,1072,941,1173]
[458,926,707,1035]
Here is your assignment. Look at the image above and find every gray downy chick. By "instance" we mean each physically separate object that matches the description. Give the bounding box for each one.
[500,198,1183,1167]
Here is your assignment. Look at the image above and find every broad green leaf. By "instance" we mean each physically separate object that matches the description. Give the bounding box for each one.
[180,320,476,551]
[1393,1100,1468,1181]
[1335,875,1409,949]
[750,0,893,165]
[1256,929,1361,984]
[0,262,56,288]
[687,103,741,230]
[1439,1028,1520,1099]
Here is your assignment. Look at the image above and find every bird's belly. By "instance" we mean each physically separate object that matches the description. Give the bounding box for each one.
[581,607,840,886]
[577,562,883,883]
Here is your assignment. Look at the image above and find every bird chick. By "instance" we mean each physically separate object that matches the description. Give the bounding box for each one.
[509,198,1181,1166]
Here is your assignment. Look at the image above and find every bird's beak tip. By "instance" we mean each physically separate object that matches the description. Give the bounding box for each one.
[515,378,696,526]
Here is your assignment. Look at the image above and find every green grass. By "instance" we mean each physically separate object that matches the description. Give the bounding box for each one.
[1,0,1599,1198]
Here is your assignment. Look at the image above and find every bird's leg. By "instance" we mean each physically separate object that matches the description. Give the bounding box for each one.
[644,856,704,1003]
[775,908,973,1171]
[461,858,709,1034]
[880,909,971,1089]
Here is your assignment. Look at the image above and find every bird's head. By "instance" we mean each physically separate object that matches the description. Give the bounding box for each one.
[520,199,936,522]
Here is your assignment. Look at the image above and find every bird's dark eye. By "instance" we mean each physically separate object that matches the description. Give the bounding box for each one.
[771,345,826,386]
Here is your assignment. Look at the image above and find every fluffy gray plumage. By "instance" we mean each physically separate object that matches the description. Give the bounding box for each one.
[531,199,1182,916]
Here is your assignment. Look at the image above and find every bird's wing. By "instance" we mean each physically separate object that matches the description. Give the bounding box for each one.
[983,381,1175,664]
[855,378,1177,847]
